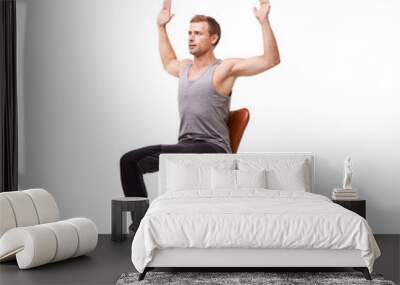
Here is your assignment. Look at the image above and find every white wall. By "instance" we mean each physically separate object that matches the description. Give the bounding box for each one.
[16,0,400,234]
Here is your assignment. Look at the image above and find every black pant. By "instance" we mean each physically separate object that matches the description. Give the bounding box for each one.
[119,140,227,198]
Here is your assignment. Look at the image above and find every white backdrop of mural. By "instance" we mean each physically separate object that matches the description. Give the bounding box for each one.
[16,0,400,233]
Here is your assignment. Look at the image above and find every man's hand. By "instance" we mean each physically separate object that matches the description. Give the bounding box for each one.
[253,0,271,24]
[157,0,175,28]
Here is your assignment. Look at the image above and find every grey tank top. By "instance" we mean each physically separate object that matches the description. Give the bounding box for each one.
[178,59,232,153]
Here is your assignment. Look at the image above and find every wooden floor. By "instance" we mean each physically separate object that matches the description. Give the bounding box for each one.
[0,234,398,285]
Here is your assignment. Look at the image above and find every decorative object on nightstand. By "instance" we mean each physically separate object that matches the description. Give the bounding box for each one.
[332,156,359,200]
[332,199,366,219]
[342,156,353,190]
[111,197,149,242]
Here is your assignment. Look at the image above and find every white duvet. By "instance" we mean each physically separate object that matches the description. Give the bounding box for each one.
[131,190,381,273]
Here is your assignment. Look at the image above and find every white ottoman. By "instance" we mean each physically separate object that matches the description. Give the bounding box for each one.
[0,189,98,269]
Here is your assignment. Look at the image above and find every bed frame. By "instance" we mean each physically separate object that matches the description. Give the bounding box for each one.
[138,153,372,281]
[140,248,371,280]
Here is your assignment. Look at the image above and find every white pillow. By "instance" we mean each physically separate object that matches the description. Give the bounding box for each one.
[211,168,268,190]
[166,159,236,192]
[236,169,267,189]
[166,162,209,191]
[211,168,236,190]
[267,164,306,191]
[237,159,310,191]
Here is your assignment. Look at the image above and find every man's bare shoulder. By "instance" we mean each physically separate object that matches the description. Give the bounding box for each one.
[176,59,193,77]
[221,58,241,62]
[180,58,193,66]
[178,58,193,70]
[216,58,242,78]
[220,58,242,66]
[218,58,243,71]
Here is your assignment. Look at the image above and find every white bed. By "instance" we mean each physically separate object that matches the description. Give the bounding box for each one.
[131,153,381,280]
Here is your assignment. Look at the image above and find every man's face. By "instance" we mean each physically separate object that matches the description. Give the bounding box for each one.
[188,22,217,56]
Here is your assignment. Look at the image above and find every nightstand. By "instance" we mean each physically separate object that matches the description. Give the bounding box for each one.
[332,199,366,219]
[111,197,149,242]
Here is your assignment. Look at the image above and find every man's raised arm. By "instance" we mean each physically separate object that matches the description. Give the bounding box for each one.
[226,0,281,78]
[157,0,188,78]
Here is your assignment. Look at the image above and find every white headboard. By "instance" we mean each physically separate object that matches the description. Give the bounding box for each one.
[158,152,315,195]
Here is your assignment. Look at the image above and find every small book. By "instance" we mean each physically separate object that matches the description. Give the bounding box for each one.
[332,193,359,200]
[333,192,358,197]
[332,197,360,201]
[333,188,358,193]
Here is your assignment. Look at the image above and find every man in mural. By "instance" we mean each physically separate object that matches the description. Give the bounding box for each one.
[120,0,280,231]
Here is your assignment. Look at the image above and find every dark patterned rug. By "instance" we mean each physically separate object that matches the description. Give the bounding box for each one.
[116,271,396,285]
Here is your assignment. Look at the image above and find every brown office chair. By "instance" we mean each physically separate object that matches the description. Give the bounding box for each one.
[228,108,250,153]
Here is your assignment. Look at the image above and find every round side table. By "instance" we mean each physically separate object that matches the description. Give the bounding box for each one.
[111,197,149,242]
